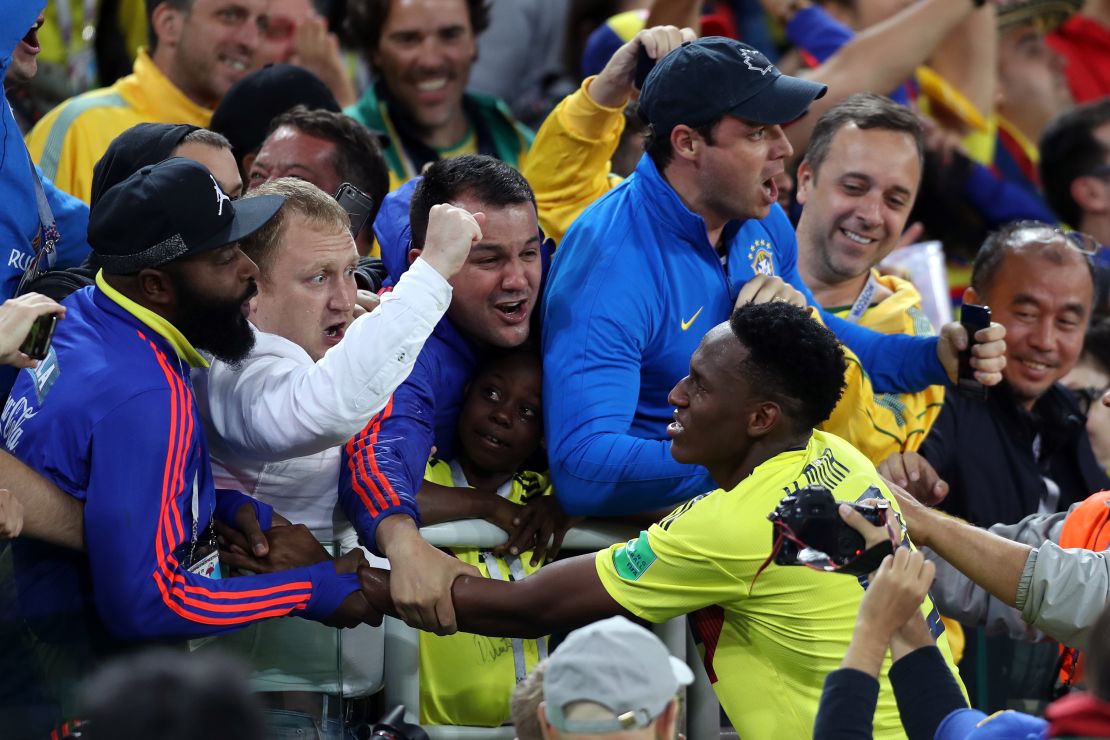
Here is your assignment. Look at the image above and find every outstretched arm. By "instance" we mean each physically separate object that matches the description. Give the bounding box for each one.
[359,553,630,639]
[890,483,1027,609]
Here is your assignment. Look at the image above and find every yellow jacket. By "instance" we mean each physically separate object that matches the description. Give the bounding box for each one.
[26,50,213,203]
[820,271,947,463]
[522,77,624,244]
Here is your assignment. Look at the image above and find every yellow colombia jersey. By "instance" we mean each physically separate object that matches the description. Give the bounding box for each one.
[821,271,946,461]
[418,459,551,727]
[595,430,963,739]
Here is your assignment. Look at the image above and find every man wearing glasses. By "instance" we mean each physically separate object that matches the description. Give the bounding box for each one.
[881,221,1110,528]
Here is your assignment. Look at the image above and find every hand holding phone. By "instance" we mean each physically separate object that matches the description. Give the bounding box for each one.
[334,182,375,240]
[957,303,991,400]
[0,292,63,367]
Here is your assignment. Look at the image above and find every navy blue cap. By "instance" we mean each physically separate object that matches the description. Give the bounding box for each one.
[89,158,284,274]
[639,37,828,133]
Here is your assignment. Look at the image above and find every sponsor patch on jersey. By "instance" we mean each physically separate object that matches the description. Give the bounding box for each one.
[612,531,657,581]
[30,345,60,403]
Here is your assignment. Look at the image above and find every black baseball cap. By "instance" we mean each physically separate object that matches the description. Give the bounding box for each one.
[639,37,828,134]
[209,63,341,163]
[90,122,199,207]
[89,158,284,274]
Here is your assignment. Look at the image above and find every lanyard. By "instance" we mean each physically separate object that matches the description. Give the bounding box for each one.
[186,473,203,567]
[844,272,879,324]
[16,154,59,296]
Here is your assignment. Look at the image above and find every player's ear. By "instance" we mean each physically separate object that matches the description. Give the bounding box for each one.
[748,401,781,437]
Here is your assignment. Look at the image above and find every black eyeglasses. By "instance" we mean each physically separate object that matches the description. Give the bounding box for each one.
[1071,385,1107,416]
[1089,164,1110,180]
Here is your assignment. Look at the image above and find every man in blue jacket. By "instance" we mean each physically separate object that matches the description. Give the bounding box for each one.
[0,158,378,733]
[0,1,92,399]
[339,154,544,635]
[542,37,1006,516]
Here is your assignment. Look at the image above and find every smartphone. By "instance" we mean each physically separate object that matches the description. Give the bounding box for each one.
[958,303,991,400]
[19,313,57,361]
[334,183,375,240]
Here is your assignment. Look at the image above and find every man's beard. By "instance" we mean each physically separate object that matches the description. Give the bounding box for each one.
[170,273,257,365]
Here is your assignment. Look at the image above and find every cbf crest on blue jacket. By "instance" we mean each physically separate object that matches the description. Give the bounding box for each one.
[542,153,947,516]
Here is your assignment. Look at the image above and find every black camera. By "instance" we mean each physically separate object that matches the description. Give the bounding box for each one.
[768,484,888,572]
[362,706,429,740]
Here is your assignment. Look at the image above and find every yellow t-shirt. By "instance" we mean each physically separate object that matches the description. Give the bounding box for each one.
[418,459,551,727]
[822,272,946,461]
[595,430,963,739]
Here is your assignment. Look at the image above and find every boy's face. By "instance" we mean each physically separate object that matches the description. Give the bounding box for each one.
[457,353,543,474]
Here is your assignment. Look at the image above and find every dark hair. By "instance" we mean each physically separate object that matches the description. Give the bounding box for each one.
[268,106,390,224]
[642,116,721,171]
[804,93,925,178]
[1039,98,1110,228]
[970,220,1096,296]
[81,648,264,740]
[146,0,192,53]
[1082,317,1110,374]
[1087,603,1110,702]
[345,0,490,56]
[409,154,536,249]
[729,302,847,433]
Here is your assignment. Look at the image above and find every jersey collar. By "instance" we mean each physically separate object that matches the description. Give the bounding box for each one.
[96,270,210,369]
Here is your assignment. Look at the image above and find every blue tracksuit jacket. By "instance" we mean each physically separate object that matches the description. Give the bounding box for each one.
[0,280,358,640]
[338,315,477,555]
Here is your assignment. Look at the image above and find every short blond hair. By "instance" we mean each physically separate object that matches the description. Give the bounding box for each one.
[512,658,548,740]
[239,177,351,276]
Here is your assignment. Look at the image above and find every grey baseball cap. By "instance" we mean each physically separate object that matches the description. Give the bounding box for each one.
[543,616,694,734]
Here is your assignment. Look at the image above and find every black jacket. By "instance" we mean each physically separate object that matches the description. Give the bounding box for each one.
[922,382,1110,527]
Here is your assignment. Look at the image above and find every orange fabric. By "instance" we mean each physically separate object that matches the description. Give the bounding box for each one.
[1056,491,1110,684]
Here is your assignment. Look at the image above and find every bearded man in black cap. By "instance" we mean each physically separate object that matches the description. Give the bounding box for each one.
[0,157,379,732]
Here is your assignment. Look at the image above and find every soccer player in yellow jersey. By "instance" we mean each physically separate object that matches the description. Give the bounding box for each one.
[359,302,964,738]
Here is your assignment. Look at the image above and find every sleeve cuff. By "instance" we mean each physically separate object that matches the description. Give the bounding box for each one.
[1017,548,1038,614]
[213,489,274,531]
[302,563,361,622]
[357,504,422,558]
[561,77,628,141]
[390,256,452,315]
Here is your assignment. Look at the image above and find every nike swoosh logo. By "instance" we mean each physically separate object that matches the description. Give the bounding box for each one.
[680,307,704,331]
